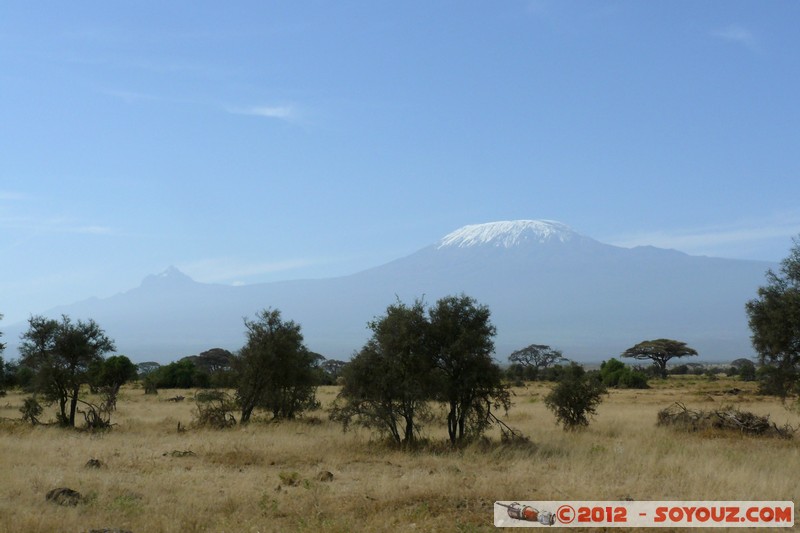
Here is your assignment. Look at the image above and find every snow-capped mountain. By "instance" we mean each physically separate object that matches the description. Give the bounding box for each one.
[438,220,582,248]
[4,220,775,363]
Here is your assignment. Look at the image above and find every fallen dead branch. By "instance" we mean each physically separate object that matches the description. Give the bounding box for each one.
[657,402,795,439]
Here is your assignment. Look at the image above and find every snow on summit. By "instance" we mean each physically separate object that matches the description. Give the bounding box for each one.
[437,220,578,249]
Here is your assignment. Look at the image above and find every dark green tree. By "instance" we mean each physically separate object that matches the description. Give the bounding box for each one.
[90,355,138,395]
[190,348,234,374]
[622,339,698,379]
[428,295,510,445]
[152,360,207,388]
[181,348,236,387]
[19,315,116,427]
[544,363,607,429]
[599,358,649,389]
[234,309,319,423]
[331,299,433,445]
[745,236,800,398]
[739,361,757,382]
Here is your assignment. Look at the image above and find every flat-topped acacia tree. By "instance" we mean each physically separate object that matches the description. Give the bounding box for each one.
[622,339,698,379]
[508,344,565,379]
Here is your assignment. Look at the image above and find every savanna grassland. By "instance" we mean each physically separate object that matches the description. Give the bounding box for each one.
[0,378,798,532]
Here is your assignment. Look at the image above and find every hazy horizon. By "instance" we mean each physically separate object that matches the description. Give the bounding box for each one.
[1,219,781,327]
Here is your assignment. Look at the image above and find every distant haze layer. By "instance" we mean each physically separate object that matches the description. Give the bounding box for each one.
[3,220,774,364]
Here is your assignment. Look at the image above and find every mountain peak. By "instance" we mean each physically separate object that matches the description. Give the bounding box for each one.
[437,220,580,249]
[141,266,195,287]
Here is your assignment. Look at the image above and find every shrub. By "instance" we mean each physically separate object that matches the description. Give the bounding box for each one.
[505,362,538,382]
[544,363,607,430]
[600,358,649,389]
[539,364,568,382]
[77,388,117,431]
[152,360,210,389]
[193,390,237,429]
[739,362,756,382]
[670,364,689,375]
[143,374,158,394]
[20,396,43,425]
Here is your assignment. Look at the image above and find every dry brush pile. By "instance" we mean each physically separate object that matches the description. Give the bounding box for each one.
[657,402,796,439]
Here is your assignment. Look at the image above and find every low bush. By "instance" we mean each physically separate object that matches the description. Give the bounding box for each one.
[544,363,607,430]
[192,390,237,429]
[600,358,649,389]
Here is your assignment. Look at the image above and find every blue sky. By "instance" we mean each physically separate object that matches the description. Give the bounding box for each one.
[2,1,799,325]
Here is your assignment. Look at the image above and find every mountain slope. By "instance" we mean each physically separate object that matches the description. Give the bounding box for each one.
[3,220,774,363]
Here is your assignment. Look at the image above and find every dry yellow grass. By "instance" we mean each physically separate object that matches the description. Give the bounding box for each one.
[0,379,798,532]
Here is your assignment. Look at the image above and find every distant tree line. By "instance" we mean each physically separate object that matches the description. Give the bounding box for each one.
[1,233,798,431]
[0,293,512,442]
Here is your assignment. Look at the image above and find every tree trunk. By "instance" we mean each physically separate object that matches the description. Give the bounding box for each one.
[58,395,69,426]
[657,359,668,379]
[403,413,415,444]
[68,385,80,427]
[447,401,458,444]
[240,404,254,424]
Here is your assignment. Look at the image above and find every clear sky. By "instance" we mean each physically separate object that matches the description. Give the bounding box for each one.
[2,1,799,326]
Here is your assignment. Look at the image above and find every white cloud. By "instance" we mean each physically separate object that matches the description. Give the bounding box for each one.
[69,225,114,235]
[0,191,27,201]
[226,104,295,120]
[0,215,113,235]
[608,214,800,259]
[178,257,314,284]
[711,25,758,50]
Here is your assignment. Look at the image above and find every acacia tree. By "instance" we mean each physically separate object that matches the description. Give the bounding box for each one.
[428,295,510,445]
[181,348,236,387]
[622,339,698,379]
[234,309,319,423]
[319,359,347,384]
[746,236,800,397]
[19,315,116,427]
[508,344,565,379]
[136,361,161,378]
[331,299,433,445]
